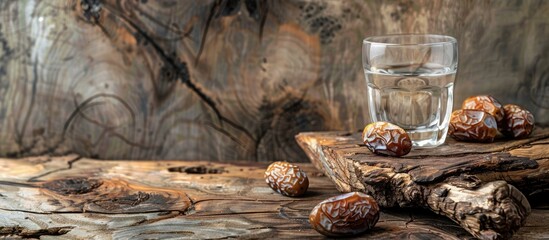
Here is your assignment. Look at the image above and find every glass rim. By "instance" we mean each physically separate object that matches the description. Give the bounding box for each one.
[363,34,457,46]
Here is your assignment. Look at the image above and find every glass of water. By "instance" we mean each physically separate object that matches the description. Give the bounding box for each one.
[362,34,458,148]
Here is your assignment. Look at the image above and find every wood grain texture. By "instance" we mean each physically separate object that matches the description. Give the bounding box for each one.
[0,156,547,239]
[0,0,548,161]
[296,128,549,239]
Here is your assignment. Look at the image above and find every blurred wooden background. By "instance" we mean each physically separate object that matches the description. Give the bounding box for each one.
[0,0,547,161]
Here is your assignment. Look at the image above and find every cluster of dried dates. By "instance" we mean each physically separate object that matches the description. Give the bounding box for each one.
[265,162,380,236]
[358,95,536,158]
[264,95,535,236]
[449,95,535,142]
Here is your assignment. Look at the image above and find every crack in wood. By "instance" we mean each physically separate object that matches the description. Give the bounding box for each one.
[244,0,269,39]
[0,226,73,238]
[278,206,306,220]
[132,3,193,39]
[0,181,38,189]
[11,60,39,157]
[0,207,181,215]
[405,211,415,228]
[27,156,82,182]
[62,93,155,151]
[192,210,288,217]
[100,2,256,149]
[195,0,220,65]
[136,230,195,237]
[190,198,298,205]
[129,211,184,227]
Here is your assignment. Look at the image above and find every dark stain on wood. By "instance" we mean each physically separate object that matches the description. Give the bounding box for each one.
[39,177,192,213]
[256,94,336,161]
[42,177,102,195]
[245,0,269,38]
[299,2,342,44]
[168,165,227,174]
[529,191,549,209]
[218,0,241,17]
[155,65,178,101]
[80,0,102,23]
[0,226,73,238]
[94,192,150,210]
[0,26,11,77]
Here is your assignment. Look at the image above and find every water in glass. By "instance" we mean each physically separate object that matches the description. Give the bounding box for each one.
[365,64,456,148]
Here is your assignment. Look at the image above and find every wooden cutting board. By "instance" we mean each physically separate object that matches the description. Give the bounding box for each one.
[296,128,549,240]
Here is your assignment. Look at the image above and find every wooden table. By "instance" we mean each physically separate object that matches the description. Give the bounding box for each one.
[0,156,546,239]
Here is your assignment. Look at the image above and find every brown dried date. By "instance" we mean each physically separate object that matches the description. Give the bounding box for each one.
[309,192,380,237]
[462,95,504,127]
[502,104,535,138]
[362,122,412,157]
[264,161,308,197]
[448,109,498,142]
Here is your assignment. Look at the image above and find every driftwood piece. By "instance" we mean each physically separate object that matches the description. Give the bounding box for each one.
[0,156,547,239]
[296,128,549,239]
[1,1,549,161]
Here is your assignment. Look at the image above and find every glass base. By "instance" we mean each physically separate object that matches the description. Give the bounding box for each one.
[406,127,448,148]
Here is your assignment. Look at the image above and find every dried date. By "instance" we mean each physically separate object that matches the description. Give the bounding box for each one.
[462,95,504,127]
[264,161,308,197]
[448,109,498,142]
[362,122,412,157]
[309,192,380,237]
[501,104,535,138]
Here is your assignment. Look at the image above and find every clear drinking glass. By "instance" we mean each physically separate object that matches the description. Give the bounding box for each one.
[362,34,458,148]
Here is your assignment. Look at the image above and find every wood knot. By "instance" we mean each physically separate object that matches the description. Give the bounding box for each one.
[168,165,227,174]
[404,185,424,204]
[93,191,151,211]
[299,2,342,44]
[42,178,102,195]
[39,178,192,213]
[257,95,336,161]
[80,0,102,23]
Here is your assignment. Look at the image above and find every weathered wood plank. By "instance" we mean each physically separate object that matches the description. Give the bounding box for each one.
[296,128,549,239]
[0,0,548,161]
[2,156,546,239]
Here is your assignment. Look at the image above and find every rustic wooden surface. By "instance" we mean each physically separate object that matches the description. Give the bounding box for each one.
[0,0,548,161]
[0,156,546,239]
[296,128,549,239]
